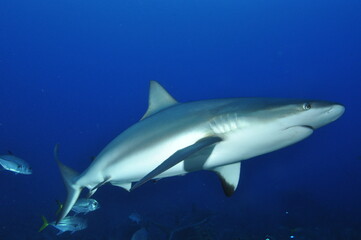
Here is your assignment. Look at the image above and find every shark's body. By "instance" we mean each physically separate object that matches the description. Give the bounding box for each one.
[56,81,345,222]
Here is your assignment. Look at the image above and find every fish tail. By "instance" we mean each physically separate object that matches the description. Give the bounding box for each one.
[38,216,49,232]
[55,200,63,216]
[54,144,82,224]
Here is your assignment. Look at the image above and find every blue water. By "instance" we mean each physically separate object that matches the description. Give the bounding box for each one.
[1,0,360,239]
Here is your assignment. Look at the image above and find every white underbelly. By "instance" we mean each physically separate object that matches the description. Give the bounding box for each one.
[203,124,313,168]
[106,124,313,184]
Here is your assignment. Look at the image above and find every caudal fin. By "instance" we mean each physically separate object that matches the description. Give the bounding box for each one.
[54,144,82,224]
[38,216,49,232]
[55,200,63,216]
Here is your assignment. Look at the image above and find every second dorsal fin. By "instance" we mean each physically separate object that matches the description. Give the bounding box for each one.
[141,81,178,120]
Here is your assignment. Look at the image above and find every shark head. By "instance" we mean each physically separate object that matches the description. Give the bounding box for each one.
[211,99,345,162]
[255,100,345,150]
[271,100,345,131]
[215,99,345,136]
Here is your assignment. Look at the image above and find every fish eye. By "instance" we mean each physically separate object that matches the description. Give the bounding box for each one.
[303,103,311,110]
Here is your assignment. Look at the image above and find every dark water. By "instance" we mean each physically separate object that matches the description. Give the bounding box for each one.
[0,0,360,239]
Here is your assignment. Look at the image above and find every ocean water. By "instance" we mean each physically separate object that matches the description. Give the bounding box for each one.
[0,0,360,239]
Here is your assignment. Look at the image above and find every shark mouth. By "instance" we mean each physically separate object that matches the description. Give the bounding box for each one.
[299,125,314,130]
[284,125,314,131]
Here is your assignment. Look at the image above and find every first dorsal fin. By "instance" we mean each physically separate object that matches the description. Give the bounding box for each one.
[141,81,178,120]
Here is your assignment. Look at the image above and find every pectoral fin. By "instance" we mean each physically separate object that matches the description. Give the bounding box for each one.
[131,136,223,191]
[212,162,241,197]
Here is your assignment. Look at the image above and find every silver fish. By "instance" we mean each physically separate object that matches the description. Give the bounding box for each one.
[39,215,87,235]
[129,212,142,224]
[71,198,100,215]
[0,153,32,175]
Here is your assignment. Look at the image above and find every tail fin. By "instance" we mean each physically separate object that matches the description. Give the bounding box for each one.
[55,200,63,216]
[38,216,49,232]
[54,144,82,224]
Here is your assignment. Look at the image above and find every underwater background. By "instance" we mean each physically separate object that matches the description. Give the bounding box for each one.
[0,0,360,239]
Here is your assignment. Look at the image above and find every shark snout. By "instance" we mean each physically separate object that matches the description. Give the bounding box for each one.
[325,104,345,122]
[309,103,345,129]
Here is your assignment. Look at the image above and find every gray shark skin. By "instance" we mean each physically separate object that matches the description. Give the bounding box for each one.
[55,81,345,223]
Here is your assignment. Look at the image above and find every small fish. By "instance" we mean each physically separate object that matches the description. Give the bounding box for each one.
[71,198,100,215]
[0,153,32,175]
[39,215,87,235]
[56,198,100,216]
[129,212,142,225]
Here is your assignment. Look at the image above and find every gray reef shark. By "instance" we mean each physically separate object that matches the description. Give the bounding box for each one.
[55,81,345,222]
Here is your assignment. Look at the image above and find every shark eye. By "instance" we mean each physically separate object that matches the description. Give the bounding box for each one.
[303,103,311,110]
